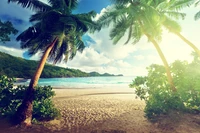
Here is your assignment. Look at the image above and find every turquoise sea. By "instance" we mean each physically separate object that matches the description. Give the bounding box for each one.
[17,76,135,89]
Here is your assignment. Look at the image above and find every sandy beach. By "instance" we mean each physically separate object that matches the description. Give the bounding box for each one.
[1,87,200,133]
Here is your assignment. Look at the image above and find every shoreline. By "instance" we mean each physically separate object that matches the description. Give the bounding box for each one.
[14,76,134,89]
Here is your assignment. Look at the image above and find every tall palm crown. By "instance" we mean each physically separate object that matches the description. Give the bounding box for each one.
[99,0,193,44]
[13,0,99,64]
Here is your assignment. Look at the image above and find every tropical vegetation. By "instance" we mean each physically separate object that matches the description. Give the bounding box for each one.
[130,53,200,120]
[97,0,175,91]
[0,51,88,78]
[8,0,100,126]
[2,0,199,127]
[0,75,59,122]
[0,52,121,78]
[98,0,200,91]
[0,19,18,43]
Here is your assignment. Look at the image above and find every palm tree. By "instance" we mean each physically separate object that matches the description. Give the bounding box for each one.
[98,0,176,91]
[151,0,200,57]
[8,0,100,126]
[98,0,199,91]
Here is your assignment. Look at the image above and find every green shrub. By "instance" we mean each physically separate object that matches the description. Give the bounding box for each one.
[33,86,60,120]
[0,75,60,121]
[130,58,200,120]
[0,75,20,116]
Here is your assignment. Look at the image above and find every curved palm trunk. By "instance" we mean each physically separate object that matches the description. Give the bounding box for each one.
[173,31,200,57]
[145,33,176,92]
[14,37,58,126]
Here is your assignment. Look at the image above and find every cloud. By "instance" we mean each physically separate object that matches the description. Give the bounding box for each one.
[68,47,111,67]
[0,0,33,20]
[58,46,135,76]
[0,45,24,57]
[88,28,137,60]
[0,45,41,61]
[134,55,145,60]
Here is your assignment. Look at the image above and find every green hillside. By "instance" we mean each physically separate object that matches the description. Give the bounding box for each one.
[0,52,122,78]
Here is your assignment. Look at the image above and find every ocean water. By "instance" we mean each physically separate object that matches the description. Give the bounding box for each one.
[18,76,135,89]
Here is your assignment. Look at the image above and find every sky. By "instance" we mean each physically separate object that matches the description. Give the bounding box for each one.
[0,0,200,76]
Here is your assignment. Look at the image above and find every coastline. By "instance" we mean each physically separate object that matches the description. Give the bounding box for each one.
[14,76,135,89]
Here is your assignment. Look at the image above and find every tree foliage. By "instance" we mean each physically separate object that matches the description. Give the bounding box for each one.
[0,51,89,78]
[194,0,200,20]
[0,51,119,78]
[0,20,18,43]
[97,0,187,90]
[12,0,100,64]
[0,75,60,121]
[130,55,200,120]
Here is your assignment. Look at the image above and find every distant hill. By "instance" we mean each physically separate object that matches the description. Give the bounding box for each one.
[0,52,123,78]
[89,72,123,77]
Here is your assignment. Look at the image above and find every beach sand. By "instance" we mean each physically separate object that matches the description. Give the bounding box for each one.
[1,87,200,133]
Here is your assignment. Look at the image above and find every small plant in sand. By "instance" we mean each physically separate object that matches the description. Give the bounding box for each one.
[0,75,60,121]
[130,55,200,120]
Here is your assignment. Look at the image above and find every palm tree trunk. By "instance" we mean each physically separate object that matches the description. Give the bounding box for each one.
[14,37,58,126]
[145,33,176,92]
[173,31,200,57]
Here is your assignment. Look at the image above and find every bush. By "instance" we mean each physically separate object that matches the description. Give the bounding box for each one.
[0,75,60,121]
[130,58,200,120]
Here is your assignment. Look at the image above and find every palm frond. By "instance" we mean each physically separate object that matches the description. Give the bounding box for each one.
[51,39,68,64]
[68,43,77,60]
[155,1,169,10]
[110,0,130,5]
[195,0,200,6]
[139,9,162,40]
[131,23,142,44]
[194,11,200,20]
[162,11,186,20]
[74,37,85,53]
[97,5,128,28]
[8,0,51,11]
[29,11,44,22]
[124,25,133,44]
[110,15,129,44]
[168,0,195,11]
[48,40,59,62]
[48,0,78,11]
[74,11,100,33]
[162,16,182,33]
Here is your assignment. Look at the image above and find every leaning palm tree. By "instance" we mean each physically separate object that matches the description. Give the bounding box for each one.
[98,0,176,91]
[151,0,200,57]
[8,0,99,126]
